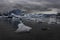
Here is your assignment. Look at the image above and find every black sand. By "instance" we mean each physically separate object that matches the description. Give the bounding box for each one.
[0,20,60,40]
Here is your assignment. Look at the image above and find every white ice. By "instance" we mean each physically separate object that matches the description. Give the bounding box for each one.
[15,21,32,32]
[48,17,56,24]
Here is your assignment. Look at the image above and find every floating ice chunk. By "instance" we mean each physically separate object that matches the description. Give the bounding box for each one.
[48,17,56,24]
[15,22,32,32]
[57,22,60,24]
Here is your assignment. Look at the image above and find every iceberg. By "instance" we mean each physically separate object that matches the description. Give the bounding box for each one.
[15,21,32,32]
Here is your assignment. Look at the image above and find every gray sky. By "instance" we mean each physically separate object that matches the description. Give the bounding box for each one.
[0,0,60,13]
[0,0,60,10]
[0,0,59,5]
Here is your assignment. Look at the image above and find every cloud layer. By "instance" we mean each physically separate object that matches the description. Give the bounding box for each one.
[0,0,60,13]
[0,0,59,5]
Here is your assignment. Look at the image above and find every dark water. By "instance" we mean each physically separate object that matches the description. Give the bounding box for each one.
[0,20,60,40]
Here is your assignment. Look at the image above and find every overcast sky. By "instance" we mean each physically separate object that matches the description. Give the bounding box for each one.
[0,0,60,13]
[0,0,59,5]
[0,0,60,10]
